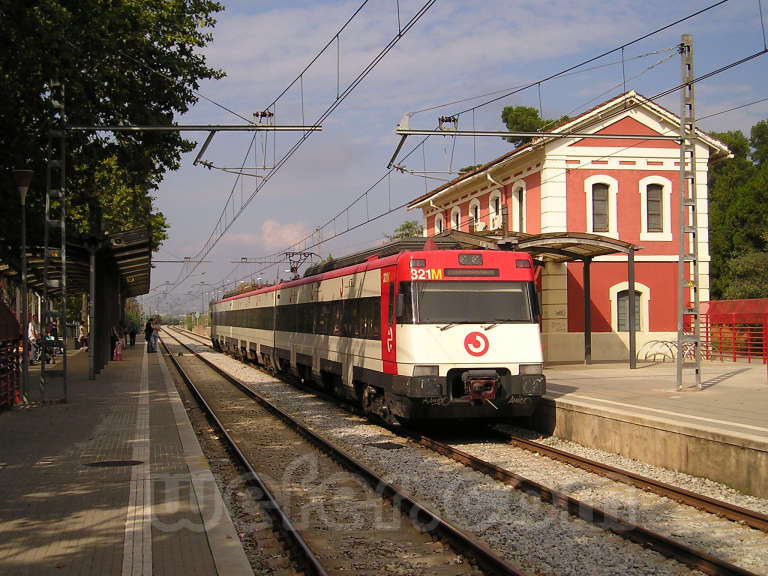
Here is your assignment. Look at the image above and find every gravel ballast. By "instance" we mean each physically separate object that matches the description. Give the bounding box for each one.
[166,332,761,576]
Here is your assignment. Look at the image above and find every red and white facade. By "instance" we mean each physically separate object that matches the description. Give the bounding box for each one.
[408,91,731,362]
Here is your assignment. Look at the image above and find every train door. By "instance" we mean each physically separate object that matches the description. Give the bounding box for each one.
[381,266,397,374]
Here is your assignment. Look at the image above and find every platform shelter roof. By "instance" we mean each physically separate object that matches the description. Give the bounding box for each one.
[435,229,638,263]
[23,227,151,298]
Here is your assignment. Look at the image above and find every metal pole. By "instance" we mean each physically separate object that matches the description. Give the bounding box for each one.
[16,174,31,401]
[88,246,96,380]
[628,248,637,369]
[584,257,592,365]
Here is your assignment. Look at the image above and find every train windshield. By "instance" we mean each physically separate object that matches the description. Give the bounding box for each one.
[398,281,537,324]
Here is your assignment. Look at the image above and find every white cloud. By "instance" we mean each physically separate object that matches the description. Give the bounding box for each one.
[152,0,768,300]
[227,219,311,252]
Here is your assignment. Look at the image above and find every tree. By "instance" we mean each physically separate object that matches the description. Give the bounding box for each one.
[0,0,224,262]
[387,220,423,240]
[721,249,768,299]
[501,105,569,147]
[708,125,768,299]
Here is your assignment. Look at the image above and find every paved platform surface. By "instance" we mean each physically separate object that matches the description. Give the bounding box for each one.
[0,340,252,576]
[544,360,768,442]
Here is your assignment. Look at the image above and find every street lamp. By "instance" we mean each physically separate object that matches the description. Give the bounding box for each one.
[13,169,33,402]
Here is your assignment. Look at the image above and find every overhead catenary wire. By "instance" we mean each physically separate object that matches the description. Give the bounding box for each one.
[698,95,768,120]
[172,1,729,293]
[170,0,439,294]
[407,47,679,118]
[214,59,768,296]
[185,0,763,297]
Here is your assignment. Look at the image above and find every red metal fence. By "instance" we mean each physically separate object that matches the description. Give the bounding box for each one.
[0,339,20,409]
[0,300,21,409]
[702,299,768,364]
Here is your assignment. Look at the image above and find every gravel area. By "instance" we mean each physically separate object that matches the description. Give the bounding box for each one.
[448,434,768,575]
[170,332,714,576]
[496,422,768,517]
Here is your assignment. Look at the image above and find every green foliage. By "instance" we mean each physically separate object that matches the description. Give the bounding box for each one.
[709,124,768,299]
[750,121,768,168]
[0,0,224,259]
[386,220,424,240]
[124,298,142,328]
[459,164,483,175]
[501,106,569,146]
[721,249,768,299]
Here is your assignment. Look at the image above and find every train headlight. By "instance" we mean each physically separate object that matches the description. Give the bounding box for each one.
[519,364,542,375]
[413,365,439,377]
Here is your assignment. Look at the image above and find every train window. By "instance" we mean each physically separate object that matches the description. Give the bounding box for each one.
[414,281,535,324]
[388,282,395,326]
[396,282,414,324]
[331,301,343,336]
[368,298,381,339]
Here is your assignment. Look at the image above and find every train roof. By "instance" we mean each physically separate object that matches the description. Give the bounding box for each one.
[304,237,462,276]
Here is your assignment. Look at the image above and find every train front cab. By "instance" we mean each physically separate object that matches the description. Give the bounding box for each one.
[359,250,545,422]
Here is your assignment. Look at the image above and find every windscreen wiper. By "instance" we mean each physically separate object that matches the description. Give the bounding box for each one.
[483,319,506,331]
[439,322,459,331]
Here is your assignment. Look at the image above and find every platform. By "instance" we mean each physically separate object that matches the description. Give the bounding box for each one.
[533,360,768,498]
[0,341,252,575]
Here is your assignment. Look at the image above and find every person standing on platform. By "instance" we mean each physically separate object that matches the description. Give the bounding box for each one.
[129,322,137,347]
[144,319,153,352]
[78,323,88,350]
[28,314,41,364]
[151,317,160,353]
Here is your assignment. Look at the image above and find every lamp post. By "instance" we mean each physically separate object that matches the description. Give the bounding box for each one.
[13,169,33,402]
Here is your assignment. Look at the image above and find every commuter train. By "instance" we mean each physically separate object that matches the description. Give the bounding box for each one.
[210,241,546,421]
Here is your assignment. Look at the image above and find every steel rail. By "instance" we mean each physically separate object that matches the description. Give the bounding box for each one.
[492,431,768,533]
[158,335,329,576]
[171,328,759,575]
[162,328,529,576]
[184,327,768,532]
[408,433,757,576]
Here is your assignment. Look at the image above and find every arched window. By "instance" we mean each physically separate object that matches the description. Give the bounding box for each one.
[469,199,481,231]
[592,183,609,232]
[450,206,461,230]
[646,184,663,232]
[489,190,503,230]
[511,181,526,232]
[434,213,444,235]
[609,281,650,332]
[617,290,641,332]
[638,176,673,241]
[584,175,618,238]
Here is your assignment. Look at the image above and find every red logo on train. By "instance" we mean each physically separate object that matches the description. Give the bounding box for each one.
[464,332,489,357]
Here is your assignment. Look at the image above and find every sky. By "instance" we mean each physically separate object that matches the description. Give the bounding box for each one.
[145,0,768,315]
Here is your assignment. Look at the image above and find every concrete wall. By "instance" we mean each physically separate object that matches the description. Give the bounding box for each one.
[542,331,678,363]
[531,397,768,498]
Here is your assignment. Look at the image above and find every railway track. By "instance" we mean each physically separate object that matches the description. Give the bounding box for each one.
[487,430,768,533]
[160,328,528,576]
[175,328,768,531]
[169,328,764,576]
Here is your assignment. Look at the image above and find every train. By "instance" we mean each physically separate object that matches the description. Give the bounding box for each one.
[210,239,546,422]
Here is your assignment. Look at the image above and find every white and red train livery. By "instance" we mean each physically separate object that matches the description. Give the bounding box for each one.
[211,245,546,421]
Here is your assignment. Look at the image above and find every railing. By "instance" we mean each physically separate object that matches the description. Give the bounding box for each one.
[0,338,21,409]
[702,313,768,364]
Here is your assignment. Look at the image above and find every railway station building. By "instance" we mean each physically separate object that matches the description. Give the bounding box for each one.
[408,91,731,363]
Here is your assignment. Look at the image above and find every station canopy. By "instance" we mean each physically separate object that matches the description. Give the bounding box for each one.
[433,229,638,262]
[24,227,152,298]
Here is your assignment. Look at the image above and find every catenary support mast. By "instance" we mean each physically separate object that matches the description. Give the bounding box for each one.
[676,34,702,391]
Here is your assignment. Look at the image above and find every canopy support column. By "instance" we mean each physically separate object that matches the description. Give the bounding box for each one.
[584,257,592,365]
[628,248,637,369]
